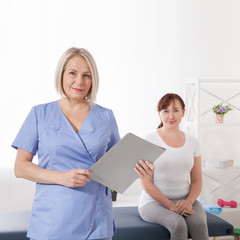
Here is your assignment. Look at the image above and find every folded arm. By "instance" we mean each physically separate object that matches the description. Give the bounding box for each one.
[14,148,92,187]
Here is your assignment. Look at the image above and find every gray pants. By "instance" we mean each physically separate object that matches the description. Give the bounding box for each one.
[139,200,209,240]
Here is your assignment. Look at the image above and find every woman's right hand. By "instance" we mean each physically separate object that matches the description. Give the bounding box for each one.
[178,208,196,216]
[14,148,93,187]
[134,160,154,186]
[169,203,195,216]
[57,169,93,188]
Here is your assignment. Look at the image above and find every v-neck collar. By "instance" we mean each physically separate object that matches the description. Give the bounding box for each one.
[55,100,95,134]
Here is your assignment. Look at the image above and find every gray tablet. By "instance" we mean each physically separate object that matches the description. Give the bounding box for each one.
[89,133,165,194]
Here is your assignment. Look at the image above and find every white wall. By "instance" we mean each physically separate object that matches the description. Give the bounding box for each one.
[1,0,240,211]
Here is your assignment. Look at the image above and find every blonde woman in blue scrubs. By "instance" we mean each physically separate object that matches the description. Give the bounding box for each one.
[12,47,120,240]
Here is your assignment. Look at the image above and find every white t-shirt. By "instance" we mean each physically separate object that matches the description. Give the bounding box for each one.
[139,131,201,208]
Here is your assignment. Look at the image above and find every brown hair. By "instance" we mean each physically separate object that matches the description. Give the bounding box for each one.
[157,93,185,128]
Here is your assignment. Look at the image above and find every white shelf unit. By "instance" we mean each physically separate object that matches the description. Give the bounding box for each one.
[185,79,240,164]
[185,79,240,138]
[185,78,240,207]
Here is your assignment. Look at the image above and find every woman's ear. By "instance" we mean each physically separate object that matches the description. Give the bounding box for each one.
[158,111,163,123]
[182,109,185,118]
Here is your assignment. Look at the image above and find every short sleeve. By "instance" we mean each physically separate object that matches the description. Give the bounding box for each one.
[11,106,39,155]
[107,111,120,151]
[194,137,201,157]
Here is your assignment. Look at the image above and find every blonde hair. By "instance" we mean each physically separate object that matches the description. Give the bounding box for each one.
[55,47,99,102]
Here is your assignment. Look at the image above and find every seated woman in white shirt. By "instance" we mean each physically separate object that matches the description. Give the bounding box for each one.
[134,93,209,240]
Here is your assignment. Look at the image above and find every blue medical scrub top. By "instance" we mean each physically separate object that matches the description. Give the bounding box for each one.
[12,101,120,240]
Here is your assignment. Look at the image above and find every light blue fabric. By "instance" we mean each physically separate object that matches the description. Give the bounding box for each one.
[12,101,120,240]
[198,198,222,215]
[31,238,112,240]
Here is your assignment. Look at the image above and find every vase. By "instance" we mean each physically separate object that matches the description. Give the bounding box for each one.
[111,191,117,201]
[215,114,224,123]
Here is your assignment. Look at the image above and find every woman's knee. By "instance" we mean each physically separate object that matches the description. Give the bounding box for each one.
[189,215,208,229]
[168,217,188,236]
[186,213,209,239]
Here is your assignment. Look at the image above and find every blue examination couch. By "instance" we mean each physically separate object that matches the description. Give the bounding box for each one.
[0,207,234,240]
[113,206,234,240]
